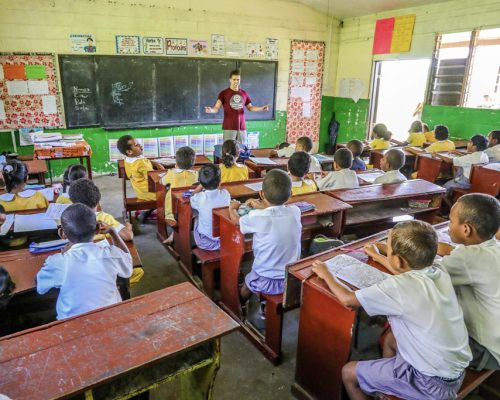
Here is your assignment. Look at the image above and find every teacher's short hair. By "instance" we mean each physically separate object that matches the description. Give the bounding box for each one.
[229,69,241,78]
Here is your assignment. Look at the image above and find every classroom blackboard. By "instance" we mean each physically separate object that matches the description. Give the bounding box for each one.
[58,55,277,129]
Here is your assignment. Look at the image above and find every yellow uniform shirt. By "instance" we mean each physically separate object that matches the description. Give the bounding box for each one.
[0,190,49,212]
[426,140,456,153]
[425,131,436,143]
[291,179,317,196]
[124,157,155,201]
[161,169,198,220]
[220,163,249,183]
[56,193,72,204]
[94,211,124,241]
[370,138,390,150]
[407,132,427,147]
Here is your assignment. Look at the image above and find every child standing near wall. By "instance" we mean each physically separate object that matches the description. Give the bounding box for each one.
[220,140,249,183]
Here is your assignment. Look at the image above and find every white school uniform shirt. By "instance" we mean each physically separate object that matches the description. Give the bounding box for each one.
[239,205,302,279]
[453,151,489,179]
[36,241,133,320]
[316,168,359,191]
[356,264,472,379]
[308,154,322,173]
[485,144,500,162]
[190,188,231,239]
[441,238,500,363]
[373,170,407,184]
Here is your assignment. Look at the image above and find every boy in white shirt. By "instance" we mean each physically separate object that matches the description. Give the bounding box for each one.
[37,203,133,320]
[229,169,302,301]
[276,136,322,173]
[190,164,231,251]
[438,193,500,371]
[313,220,471,400]
[316,148,359,190]
[485,130,500,162]
[374,149,408,184]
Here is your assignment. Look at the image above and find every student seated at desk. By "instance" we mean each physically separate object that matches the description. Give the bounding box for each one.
[373,149,407,184]
[161,146,198,243]
[0,160,49,212]
[347,140,367,171]
[276,136,322,173]
[0,266,15,307]
[0,204,5,225]
[425,125,456,153]
[313,220,472,400]
[220,140,249,183]
[229,169,301,304]
[443,134,489,193]
[423,123,436,143]
[190,164,230,251]
[56,164,87,204]
[288,152,317,195]
[405,120,427,147]
[438,194,500,371]
[316,148,359,190]
[37,204,133,320]
[486,130,500,162]
[368,123,391,150]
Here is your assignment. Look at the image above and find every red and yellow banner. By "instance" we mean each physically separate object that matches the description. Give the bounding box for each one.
[372,15,416,55]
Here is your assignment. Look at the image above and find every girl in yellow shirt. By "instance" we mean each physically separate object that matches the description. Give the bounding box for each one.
[220,140,249,183]
[56,164,87,204]
[0,160,49,212]
[425,125,456,153]
[405,120,427,147]
[288,151,317,195]
[369,123,392,150]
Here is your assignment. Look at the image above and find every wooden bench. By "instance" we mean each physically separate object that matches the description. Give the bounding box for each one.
[0,282,239,400]
[414,153,443,183]
[192,248,221,300]
[25,159,48,185]
[452,163,500,202]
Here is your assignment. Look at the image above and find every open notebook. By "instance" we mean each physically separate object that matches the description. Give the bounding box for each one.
[324,254,390,289]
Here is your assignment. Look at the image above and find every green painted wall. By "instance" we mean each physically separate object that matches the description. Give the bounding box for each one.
[0,111,286,177]
[319,96,369,150]
[422,105,500,140]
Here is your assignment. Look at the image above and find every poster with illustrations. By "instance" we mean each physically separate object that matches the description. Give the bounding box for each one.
[165,38,188,55]
[142,37,164,55]
[211,34,225,56]
[188,39,208,56]
[247,43,264,58]
[70,34,96,53]
[116,35,140,54]
[265,38,279,60]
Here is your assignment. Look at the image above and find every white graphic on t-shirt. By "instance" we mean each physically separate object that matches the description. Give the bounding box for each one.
[230,94,244,110]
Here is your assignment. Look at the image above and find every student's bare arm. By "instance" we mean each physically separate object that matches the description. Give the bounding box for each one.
[99,222,130,254]
[312,261,361,309]
[437,242,455,256]
[228,200,241,224]
[364,244,393,271]
[118,222,134,241]
[205,99,222,113]
[151,161,165,170]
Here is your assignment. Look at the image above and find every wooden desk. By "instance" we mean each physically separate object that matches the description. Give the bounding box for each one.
[117,155,211,179]
[212,192,351,363]
[326,179,445,235]
[0,282,238,400]
[25,159,48,185]
[244,157,289,177]
[288,223,448,400]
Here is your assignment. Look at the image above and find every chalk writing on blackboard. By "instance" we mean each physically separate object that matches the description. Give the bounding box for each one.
[72,86,91,111]
[111,82,133,106]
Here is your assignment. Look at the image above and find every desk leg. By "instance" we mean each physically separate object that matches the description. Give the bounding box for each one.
[176,202,194,275]
[47,159,53,186]
[84,156,92,180]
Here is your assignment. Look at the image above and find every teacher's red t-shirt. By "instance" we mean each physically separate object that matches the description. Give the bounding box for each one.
[217,88,251,130]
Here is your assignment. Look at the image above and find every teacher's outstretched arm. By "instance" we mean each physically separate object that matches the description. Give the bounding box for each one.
[246,103,270,112]
[205,99,222,114]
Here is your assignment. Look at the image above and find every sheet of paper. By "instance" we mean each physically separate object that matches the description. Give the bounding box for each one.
[325,254,390,289]
[158,136,174,157]
[217,133,224,145]
[189,134,204,155]
[0,100,6,120]
[290,86,311,102]
[27,80,49,95]
[302,102,311,118]
[305,61,317,74]
[152,157,176,165]
[291,75,304,87]
[292,49,305,60]
[0,214,14,236]
[174,135,189,151]
[484,163,500,171]
[291,61,304,73]
[305,76,317,85]
[248,157,276,165]
[244,182,263,191]
[42,95,58,114]
[25,64,47,79]
[14,213,58,233]
[306,50,319,60]
[44,203,71,220]
[246,132,260,149]
[203,134,218,154]
[39,187,55,202]
[358,172,385,183]
[6,80,29,96]
[141,138,159,158]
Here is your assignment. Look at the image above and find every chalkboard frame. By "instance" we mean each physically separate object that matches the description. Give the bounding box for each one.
[58,55,278,130]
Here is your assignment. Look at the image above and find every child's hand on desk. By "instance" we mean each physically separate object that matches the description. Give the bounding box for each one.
[151,161,165,170]
[229,200,241,210]
[363,244,381,258]
[245,199,265,209]
[97,221,115,235]
[311,260,331,280]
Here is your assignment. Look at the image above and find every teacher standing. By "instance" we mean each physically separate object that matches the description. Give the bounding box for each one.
[205,69,270,144]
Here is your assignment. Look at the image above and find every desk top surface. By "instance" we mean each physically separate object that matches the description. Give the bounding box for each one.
[0,282,238,400]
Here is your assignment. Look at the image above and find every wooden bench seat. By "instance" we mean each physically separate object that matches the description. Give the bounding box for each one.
[192,248,221,300]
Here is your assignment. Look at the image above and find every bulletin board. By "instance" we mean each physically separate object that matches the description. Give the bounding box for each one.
[0,54,63,129]
[285,41,325,143]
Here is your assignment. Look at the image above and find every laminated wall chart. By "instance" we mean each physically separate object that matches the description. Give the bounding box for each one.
[285,40,325,143]
[372,15,416,54]
[0,54,63,129]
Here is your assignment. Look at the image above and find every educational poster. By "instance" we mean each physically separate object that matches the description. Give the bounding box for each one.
[246,132,260,149]
[265,38,279,60]
[286,40,325,143]
[189,134,204,155]
[211,34,225,56]
[116,35,141,54]
[217,133,224,145]
[188,39,208,56]
[165,38,188,56]
[203,134,218,154]
[0,54,63,129]
[70,34,96,53]
[174,135,189,151]
[158,136,174,157]
[109,139,124,161]
[226,41,245,58]
[372,15,415,54]
[142,37,164,55]
[141,137,159,157]
[247,43,264,58]
[339,78,365,102]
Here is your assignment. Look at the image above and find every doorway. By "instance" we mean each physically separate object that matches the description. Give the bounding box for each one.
[369,59,431,141]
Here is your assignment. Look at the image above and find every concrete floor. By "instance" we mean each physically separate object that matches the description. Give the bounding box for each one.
[95,174,298,400]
